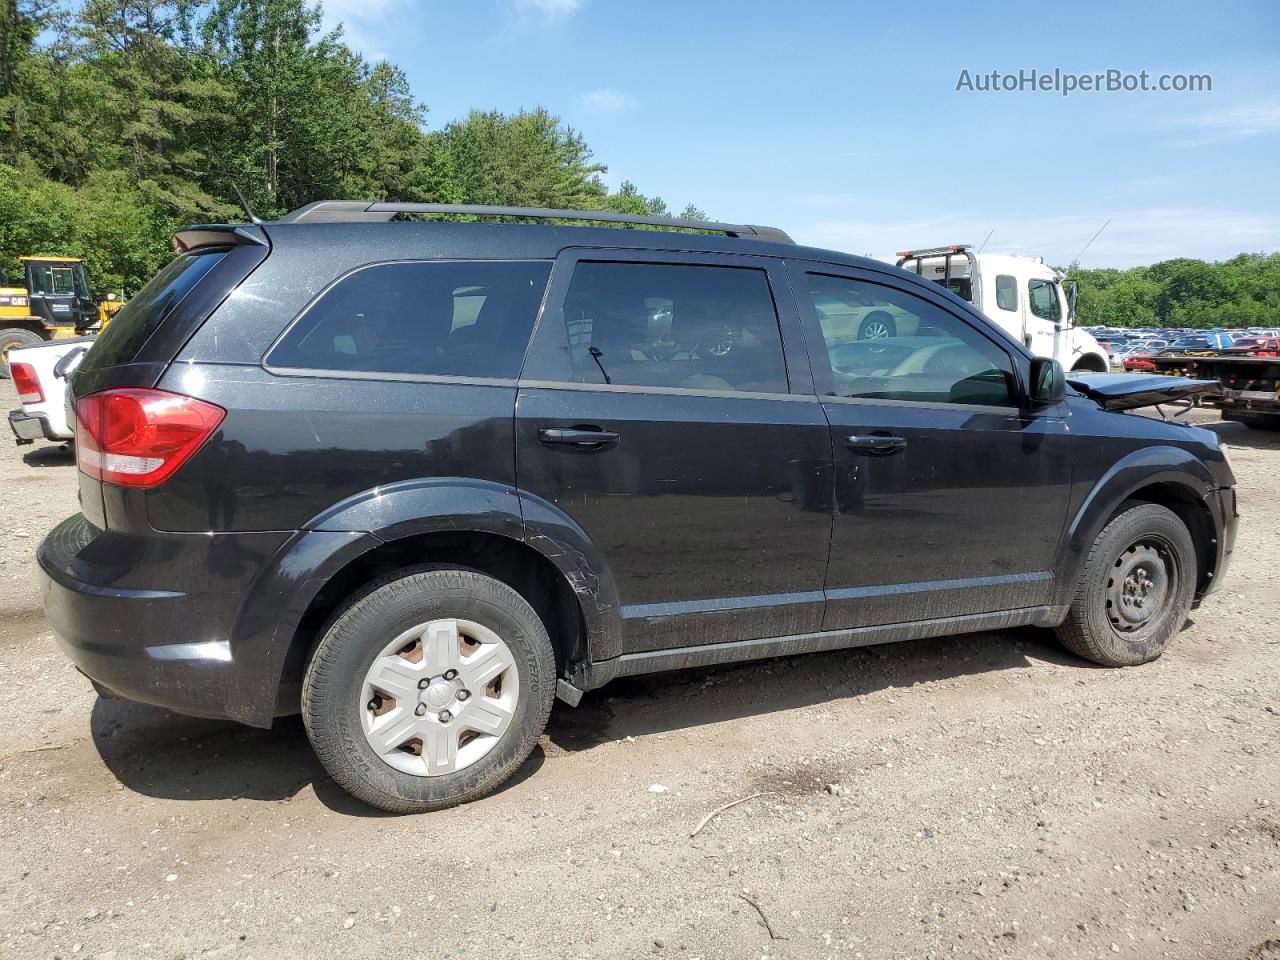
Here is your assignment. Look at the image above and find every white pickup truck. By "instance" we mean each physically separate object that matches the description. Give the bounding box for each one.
[896,244,1110,373]
[6,337,91,445]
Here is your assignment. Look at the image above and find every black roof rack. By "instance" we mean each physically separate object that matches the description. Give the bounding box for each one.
[276,201,794,244]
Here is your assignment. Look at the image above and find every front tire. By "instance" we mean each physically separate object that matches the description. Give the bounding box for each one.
[1055,503,1195,667]
[302,566,556,813]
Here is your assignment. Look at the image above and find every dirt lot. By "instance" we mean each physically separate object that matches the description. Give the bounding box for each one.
[0,376,1277,960]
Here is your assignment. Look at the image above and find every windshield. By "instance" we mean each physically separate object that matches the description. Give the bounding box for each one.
[28,262,90,299]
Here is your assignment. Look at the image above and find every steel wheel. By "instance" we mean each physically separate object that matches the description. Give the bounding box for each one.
[360,618,520,777]
[1105,539,1175,638]
[1055,502,1195,668]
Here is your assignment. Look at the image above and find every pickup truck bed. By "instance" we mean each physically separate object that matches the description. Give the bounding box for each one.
[6,337,91,444]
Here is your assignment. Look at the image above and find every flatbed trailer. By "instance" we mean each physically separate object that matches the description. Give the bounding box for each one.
[1150,352,1280,429]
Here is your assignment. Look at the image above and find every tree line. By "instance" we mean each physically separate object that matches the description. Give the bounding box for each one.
[1069,253,1280,329]
[0,0,702,294]
[1,1,1274,327]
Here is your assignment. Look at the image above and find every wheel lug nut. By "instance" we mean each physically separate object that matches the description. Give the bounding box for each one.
[367,699,378,712]
[456,689,470,701]
[418,678,430,689]
[438,709,452,723]
[444,669,457,681]
[414,703,427,717]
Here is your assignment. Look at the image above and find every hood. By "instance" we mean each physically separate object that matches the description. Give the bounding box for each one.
[1066,372,1221,412]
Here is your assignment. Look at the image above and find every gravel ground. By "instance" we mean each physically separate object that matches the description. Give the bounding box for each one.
[0,376,1277,960]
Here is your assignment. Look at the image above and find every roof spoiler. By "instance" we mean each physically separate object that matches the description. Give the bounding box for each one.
[171,224,268,253]
[274,201,795,243]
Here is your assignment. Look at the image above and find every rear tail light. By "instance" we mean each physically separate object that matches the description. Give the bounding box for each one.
[75,389,225,488]
[11,363,44,404]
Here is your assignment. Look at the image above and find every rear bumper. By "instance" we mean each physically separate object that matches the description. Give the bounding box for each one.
[37,513,292,726]
[9,408,68,443]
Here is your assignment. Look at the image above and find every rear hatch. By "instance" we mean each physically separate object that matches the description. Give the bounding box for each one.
[71,226,268,529]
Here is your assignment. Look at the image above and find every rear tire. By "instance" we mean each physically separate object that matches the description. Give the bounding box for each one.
[1055,502,1195,667]
[0,328,43,376]
[1235,413,1280,431]
[302,566,556,813]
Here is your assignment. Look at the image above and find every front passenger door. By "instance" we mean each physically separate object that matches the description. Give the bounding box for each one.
[795,265,1073,630]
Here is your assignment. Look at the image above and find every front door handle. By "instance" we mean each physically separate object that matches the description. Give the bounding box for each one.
[846,434,907,455]
[538,427,620,449]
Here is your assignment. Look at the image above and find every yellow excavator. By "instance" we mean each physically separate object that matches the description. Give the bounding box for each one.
[1,256,123,377]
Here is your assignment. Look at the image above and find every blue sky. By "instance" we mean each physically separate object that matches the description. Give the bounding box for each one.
[322,0,1279,268]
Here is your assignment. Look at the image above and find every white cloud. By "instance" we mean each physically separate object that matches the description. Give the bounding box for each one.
[1172,99,1280,146]
[794,208,1280,269]
[580,87,636,113]
[511,0,583,21]
[320,0,411,61]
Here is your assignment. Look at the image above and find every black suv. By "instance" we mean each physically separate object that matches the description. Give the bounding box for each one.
[38,202,1238,812]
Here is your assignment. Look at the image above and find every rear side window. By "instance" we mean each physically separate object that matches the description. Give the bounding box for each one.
[995,275,1017,312]
[268,260,551,379]
[80,249,228,373]
[558,261,788,393]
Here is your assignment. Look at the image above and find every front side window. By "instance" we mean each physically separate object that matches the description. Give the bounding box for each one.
[1027,279,1060,322]
[803,273,1016,407]
[559,261,788,393]
[268,260,552,379]
[995,274,1018,312]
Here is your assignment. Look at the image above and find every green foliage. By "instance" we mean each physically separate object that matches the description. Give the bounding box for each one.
[0,1,699,294]
[1070,253,1280,328]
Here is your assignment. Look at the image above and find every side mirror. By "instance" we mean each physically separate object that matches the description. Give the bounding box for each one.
[53,346,88,381]
[1028,357,1066,407]
[1067,281,1078,323]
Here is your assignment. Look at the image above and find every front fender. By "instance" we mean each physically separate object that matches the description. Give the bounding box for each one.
[1054,444,1218,608]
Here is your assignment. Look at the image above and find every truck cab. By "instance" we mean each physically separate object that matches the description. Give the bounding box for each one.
[896,245,1109,373]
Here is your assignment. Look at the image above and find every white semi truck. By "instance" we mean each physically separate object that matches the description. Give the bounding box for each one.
[896,244,1109,373]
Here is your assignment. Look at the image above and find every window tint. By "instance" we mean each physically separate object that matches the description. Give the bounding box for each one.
[1027,279,1060,322]
[560,262,788,393]
[803,273,1016,407]
[995,274,1018,312]
[268,260,551,379]
[80,249,228,374]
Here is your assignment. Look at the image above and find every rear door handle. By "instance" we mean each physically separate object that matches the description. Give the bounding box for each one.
[538,427,620,449]
[846,434,907,455]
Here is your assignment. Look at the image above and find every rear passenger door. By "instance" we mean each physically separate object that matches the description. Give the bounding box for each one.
[515,250,833,655]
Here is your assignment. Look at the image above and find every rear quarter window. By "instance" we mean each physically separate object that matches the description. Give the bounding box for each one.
[80,249,229,373]
[267,260,552,379]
